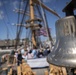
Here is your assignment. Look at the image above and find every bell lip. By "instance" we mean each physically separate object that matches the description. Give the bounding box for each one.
[47,54,76,68]
[47,58,76,68]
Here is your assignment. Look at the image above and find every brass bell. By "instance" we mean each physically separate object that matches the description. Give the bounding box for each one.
[47,16,76,67]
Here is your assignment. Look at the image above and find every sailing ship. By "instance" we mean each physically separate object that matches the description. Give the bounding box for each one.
[13,0,60,68]
[1,0,76,75]
[0,0,60,71]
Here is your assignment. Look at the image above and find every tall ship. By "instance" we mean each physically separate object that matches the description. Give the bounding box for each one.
[0,0,76,75]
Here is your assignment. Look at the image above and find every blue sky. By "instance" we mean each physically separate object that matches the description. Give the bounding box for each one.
[0,0,71,40]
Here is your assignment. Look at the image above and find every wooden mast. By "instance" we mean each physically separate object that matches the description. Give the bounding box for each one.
[29,0,37,48]
[14,0,60,48]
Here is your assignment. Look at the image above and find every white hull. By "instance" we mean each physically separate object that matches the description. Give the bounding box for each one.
[27,58,49,68]
[0,49,11,56]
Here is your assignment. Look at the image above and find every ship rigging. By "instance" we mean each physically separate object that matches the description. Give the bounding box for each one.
[15,0,60,49]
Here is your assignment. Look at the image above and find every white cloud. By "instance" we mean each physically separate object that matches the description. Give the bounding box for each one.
[0,10,4,19]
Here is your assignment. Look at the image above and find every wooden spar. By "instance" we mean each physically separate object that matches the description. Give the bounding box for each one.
[30,0,37,48]
[15,24,41,29]
[32,0,61,18]
[33,0,53,45]
[14,9,39,17]
[14,9,30,16]
[14,0,60,48]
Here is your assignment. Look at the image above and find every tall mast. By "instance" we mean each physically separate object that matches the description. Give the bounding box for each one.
[14,0,60,49]
[30,0,37,48]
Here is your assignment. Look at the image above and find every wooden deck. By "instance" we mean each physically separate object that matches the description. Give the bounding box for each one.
[0,64,49,75]
[0,55,49,75]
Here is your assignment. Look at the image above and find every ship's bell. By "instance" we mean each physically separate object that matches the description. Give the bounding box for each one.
[47,16,76,67]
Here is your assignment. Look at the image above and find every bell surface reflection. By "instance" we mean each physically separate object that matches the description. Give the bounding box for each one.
[47,16,76,67]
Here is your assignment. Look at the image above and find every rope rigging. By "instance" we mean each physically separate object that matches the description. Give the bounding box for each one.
[34,5,44,47]
[2,18,13,39]
[39,0,54,46]
[1,0,15,38]
[35,4,44,26]
[15,0,57,48]
[16,0,22,41]
[15,0,29,49]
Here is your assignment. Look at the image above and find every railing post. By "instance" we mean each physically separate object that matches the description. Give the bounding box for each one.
[33,72,36,75]
[45,70,49,75]
[17,66,21,75]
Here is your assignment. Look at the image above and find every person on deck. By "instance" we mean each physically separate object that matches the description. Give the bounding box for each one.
[17,50,23,66]
[22,50,28,61]
[14,51,18,60]
[21,48,25,55]
[43,48,48,56]
[10,50,15,55]
[27,50,33,59]
[37,49,44,58]
[32,47,37,59]
[47,48,50,54]
[43,47,50,56]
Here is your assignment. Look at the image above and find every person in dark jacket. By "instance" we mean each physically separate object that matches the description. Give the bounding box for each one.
[37,49,44,58]
[10,50,15,55]
[17,50,23,66]
[43,48,48,56]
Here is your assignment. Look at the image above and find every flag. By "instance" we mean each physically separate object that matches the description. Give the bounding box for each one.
[40,27,48,36]
[35,27,51,37]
